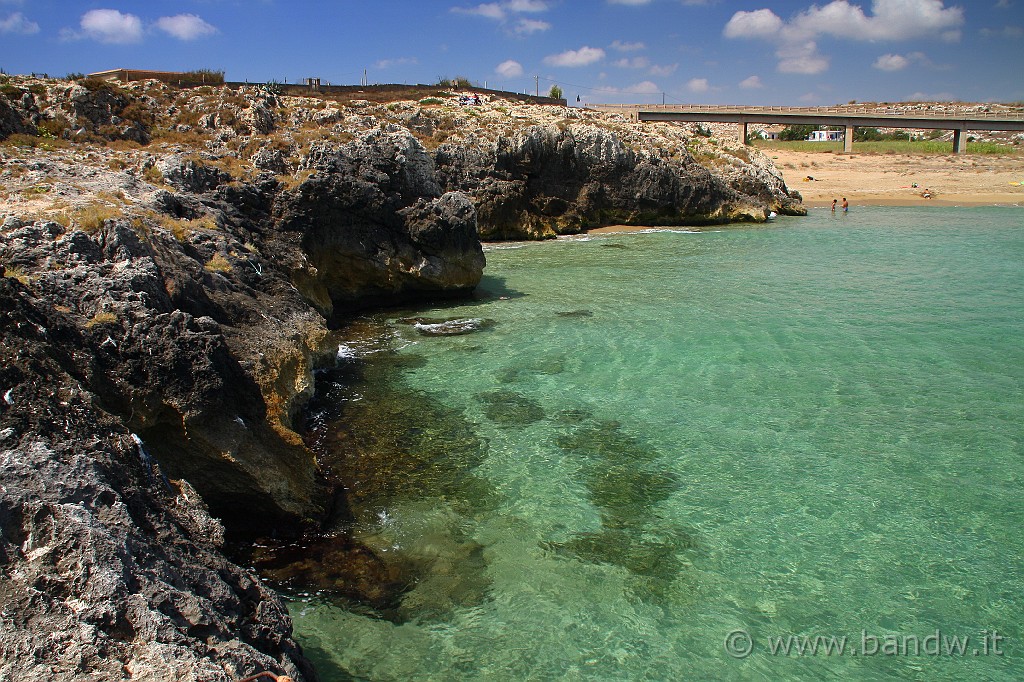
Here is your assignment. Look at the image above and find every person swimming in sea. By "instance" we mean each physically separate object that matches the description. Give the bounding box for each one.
[831,199,837,213]
[842,197,849,213]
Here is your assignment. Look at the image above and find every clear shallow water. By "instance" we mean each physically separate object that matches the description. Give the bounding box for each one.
[290,207,1023,681]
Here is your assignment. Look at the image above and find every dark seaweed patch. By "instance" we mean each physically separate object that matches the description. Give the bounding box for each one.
[549,418,694,600]
[476,389,546,426]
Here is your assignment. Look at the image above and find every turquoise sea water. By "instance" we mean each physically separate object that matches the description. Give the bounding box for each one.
[290,207,1023,681]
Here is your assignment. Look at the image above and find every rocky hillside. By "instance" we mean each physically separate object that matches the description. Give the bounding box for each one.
[0,75,803,681]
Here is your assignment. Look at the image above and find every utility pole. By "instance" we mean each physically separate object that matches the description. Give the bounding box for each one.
[535,75,539,97]
[662,92,665,105]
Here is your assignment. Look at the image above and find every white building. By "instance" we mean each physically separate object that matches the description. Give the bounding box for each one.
[807,130,844,142]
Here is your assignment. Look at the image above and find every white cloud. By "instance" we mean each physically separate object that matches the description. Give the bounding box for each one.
[496,59,524,77]
[739,75,764,88]
[687,77,710,93]
[776,41,829,74]
[544,46,605,67]
[724,8,782,38]
[0,11,38,34]
[515,18,550,34]
[625,80,660,94]
[995,0,1012,7]
[613,56,650,69]
[648,62,678,76]
[452,2,507,20]
[506,0,548,11]
[981,25,1023,37]
[375,57,418,69]
[725,1,965,74]
[874,53,909,70]
[874,51,935,70]
[155,14,217,41]
[78,9,144,44]
[611,39,646,51]
[451,0,548,22]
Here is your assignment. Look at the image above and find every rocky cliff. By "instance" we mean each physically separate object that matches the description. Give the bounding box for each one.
[0,75,803,680]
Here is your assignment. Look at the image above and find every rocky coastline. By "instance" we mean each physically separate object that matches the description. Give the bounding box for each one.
[0,75,802,680]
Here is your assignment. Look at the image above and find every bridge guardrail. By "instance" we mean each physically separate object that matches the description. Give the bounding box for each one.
[591,103,1024,121]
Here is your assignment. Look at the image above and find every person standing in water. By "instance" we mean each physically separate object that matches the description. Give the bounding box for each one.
[842,197,849,213]
[831,199,837,213]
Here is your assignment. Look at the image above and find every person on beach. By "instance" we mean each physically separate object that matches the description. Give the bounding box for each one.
[831,199,837,213]
[842,197,849,213]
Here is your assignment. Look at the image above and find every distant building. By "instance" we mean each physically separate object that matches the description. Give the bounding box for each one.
[807,129,844,142]
[753,125,785,140]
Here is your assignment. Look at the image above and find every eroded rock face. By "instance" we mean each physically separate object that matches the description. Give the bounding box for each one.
[274,130,485,314]
[0,221,328,537]
[0,278,314,682]
[435,123,796,240]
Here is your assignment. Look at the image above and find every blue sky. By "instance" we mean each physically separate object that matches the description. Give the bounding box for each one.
[1,1,1021,105]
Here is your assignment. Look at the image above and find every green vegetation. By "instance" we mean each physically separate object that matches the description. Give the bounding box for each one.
[419,97,444,106]
[751,139,1020,155]
[548,85,563,100]
[180,69,225,86]
[1,83,22,100]
[777,124,845,141]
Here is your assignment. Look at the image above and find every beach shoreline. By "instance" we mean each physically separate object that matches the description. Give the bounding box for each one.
[768,149,1024,208]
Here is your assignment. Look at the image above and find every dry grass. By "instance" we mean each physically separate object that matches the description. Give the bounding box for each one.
[206,154,252,179]
[150,127,211,148]
[276,168,316,191]
[85,311,118,328]
[72,204,121,233]
[151,212,218,241]
[143,165,164,185]
[204,253,232,273]
[4,265,32,285]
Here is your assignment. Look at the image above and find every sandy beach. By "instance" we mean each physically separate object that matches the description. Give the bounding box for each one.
[767,149,1024,207]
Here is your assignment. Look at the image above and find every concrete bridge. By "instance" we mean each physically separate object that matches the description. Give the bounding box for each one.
[591,104,1024,153]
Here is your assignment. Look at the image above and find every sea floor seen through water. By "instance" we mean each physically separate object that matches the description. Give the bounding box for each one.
[286,207,1023,681]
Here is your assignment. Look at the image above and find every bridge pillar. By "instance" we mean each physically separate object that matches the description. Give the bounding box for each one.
[739,121,748,145]
[844,125,854,153]
[953,127,966,154]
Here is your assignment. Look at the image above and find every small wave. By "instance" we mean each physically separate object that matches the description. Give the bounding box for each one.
[483,244,528,251]
[413,318,488,336]
[337,343,358,360]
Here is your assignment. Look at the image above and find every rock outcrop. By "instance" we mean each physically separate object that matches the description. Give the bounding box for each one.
[435,122,790,240]
[0,75,810,680]
[0,276,314,682]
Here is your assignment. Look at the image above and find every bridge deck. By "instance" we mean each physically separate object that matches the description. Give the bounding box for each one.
[590,104,1024,153]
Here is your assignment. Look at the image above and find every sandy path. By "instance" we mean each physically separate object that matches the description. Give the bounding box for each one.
[768,149,1024,207]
